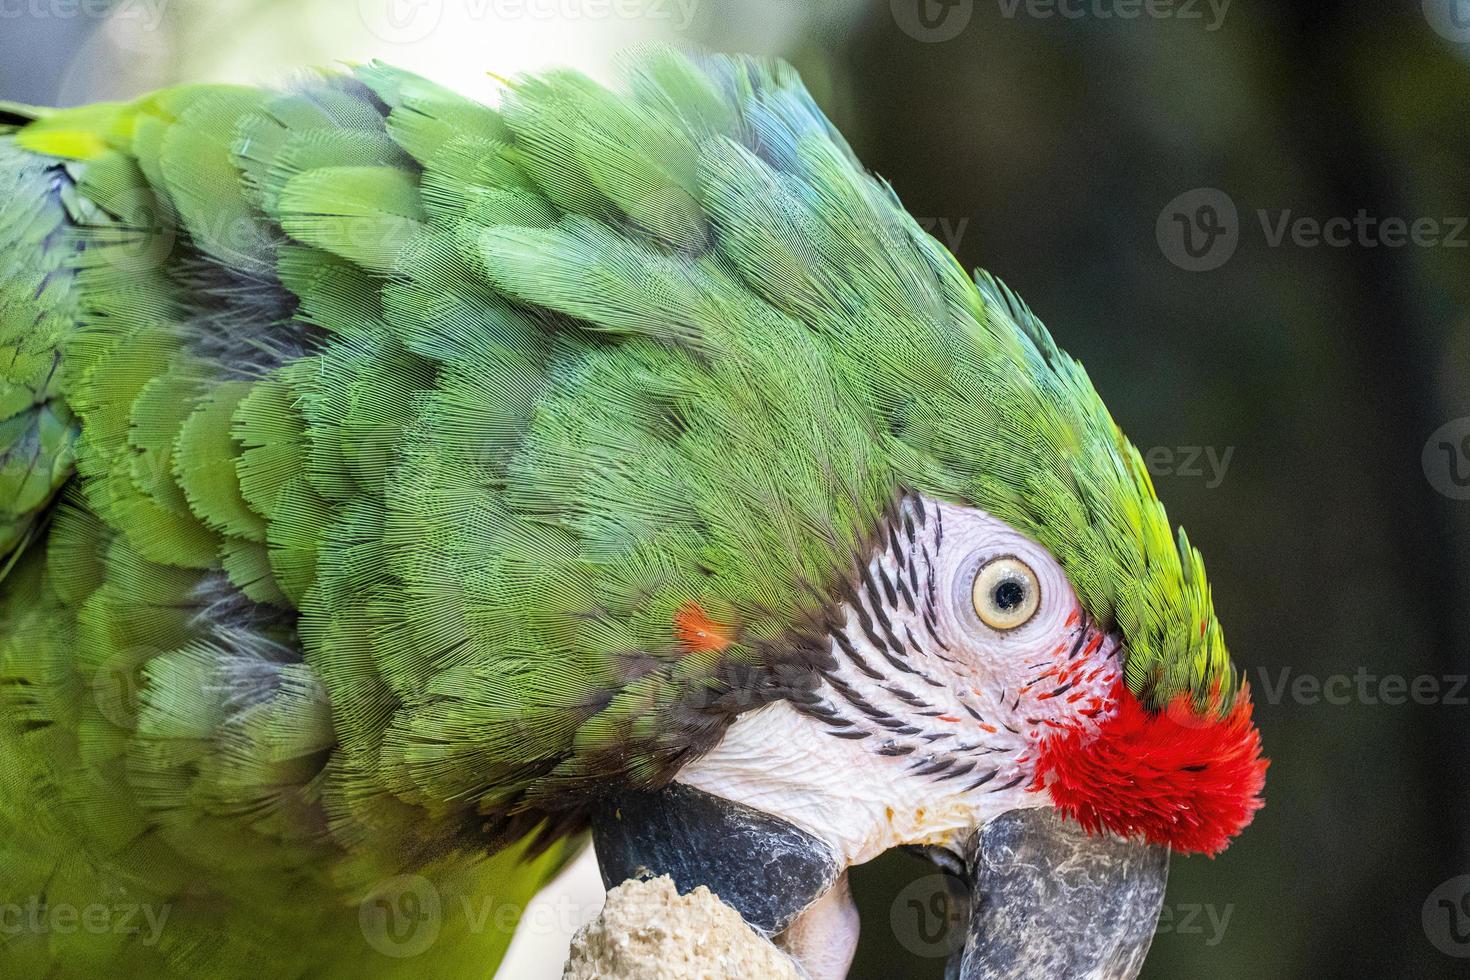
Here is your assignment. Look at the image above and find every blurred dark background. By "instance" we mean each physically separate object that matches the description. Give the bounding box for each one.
[4,1,1468,978]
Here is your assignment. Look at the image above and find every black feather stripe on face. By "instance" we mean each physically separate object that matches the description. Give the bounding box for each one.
[789,494,1021,789]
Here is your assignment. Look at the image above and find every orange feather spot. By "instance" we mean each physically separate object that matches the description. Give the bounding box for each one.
[674,602,732,655]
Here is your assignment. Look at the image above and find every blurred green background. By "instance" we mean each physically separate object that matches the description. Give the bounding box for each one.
[4,1,1468,978]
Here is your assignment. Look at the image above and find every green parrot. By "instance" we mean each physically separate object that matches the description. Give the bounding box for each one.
[0,48,1266,980]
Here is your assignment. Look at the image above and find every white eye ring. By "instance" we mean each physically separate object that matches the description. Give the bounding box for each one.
[971,556,1042,631]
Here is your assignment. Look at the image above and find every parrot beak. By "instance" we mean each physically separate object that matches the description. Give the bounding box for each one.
[946,807,1169,980]
[591,782,843,938]
[592,787,1167,980]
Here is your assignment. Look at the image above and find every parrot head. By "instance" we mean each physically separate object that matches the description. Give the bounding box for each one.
[603,318,1268,974]
[468,51,1274,979]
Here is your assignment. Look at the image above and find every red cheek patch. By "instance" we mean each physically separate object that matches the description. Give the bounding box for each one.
[1031,679,1267,856]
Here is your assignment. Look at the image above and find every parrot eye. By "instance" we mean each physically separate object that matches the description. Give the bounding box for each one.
[971,556,1042,631]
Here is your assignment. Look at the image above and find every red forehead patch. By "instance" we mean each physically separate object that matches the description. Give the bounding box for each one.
[1031,678,1267,856]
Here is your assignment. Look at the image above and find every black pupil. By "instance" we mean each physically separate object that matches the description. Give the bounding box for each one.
[993,579,1026,611]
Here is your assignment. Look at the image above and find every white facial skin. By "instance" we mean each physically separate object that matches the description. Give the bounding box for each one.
[919,499,1122,748]
[676,497,1125,979]
[678,496,1123,866]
